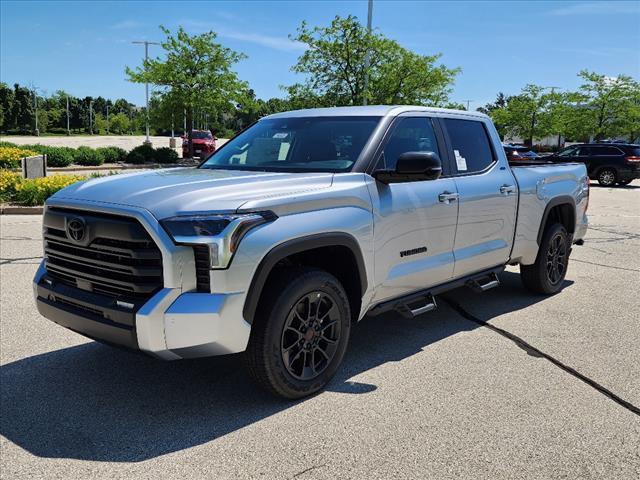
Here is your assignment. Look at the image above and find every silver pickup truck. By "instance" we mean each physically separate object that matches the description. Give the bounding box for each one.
[34,106,589,398]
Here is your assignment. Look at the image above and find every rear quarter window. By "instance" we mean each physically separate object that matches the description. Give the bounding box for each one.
[443,118,495,174]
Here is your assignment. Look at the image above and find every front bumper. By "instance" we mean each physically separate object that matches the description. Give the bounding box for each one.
[34,264,251,361]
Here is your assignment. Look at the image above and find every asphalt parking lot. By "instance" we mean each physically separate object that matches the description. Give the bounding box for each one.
[1,182,639,479]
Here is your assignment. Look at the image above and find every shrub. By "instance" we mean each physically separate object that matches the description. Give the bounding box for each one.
[38,146,74,167]
[0,170,22,202]
[126,144,155,164]
[74,146,104,166]
[155,147,179,164]
[0,141,18,148]
[0,146,38,168]
[97,146,127,163]
[14,174,86,206]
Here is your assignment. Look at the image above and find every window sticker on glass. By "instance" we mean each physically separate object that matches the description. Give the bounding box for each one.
[454,149,467,171]
[273,132,289,139]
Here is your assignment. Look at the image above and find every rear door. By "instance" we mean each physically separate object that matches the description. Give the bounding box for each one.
[367,115,458,303]
[440,117,518,278]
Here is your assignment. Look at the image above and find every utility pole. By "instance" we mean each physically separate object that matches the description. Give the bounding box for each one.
[460,99,474,111]
[362,0,373,106]
[132,40,160,145]
[106,104,110,135]
[66,96,70,135]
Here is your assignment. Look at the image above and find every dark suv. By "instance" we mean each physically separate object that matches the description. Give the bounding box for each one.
[548,143,640,186]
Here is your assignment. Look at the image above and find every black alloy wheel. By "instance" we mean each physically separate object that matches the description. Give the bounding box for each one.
[546,232,568,286]
[280,292,341,381]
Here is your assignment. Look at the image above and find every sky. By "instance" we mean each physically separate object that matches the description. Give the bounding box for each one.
[1,0,639,110]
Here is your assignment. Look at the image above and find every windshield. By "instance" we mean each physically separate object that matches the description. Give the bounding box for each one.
[200,116,381,172]
[192,131,212,139]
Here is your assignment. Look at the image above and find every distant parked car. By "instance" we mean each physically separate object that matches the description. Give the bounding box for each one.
[503,145,541,162]
[182,130,217,158]
[546,143,640,186]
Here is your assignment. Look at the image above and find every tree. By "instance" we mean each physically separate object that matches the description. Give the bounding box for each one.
[286,15,459,107]
[126,26,248,157]
[477,93,512,139]
[13,84,34,133]
[489,85,554,146]
[576,70,639,140]
[0,83,15,131]
[109,112,130,134]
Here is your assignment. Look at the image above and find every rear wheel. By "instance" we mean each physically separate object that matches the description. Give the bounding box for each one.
[597,168,617,187]
[521,223,570,295]
[245,268,351,399]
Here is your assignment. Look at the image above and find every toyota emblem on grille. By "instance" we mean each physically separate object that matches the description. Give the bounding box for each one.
[66,217,86,242]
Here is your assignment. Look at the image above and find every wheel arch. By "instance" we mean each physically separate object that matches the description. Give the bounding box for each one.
[536,196,576,245]
[243,232,368,324]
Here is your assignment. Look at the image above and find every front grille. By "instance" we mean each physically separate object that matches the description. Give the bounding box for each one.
[43,207,164,301]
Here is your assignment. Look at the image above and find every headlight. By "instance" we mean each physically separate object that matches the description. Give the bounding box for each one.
[160,212,276,269]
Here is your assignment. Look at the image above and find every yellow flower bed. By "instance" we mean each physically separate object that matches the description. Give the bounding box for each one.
[0,146,38,168]
[0,170,86,205]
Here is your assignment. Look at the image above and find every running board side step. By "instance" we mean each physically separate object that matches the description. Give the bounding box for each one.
[467,272,500,292]
[365,266,505,319]
[395,294,437,319]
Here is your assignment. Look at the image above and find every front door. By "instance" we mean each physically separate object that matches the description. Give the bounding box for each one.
[367,116,458,304]
[440,117,518,278]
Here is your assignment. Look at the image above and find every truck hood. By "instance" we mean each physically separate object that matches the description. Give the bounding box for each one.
[53,168,335,219]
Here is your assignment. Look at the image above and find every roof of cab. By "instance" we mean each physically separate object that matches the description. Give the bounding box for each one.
[264,105,488,120]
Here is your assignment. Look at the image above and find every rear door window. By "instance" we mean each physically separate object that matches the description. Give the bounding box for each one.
[593,146,624,155]
[443,118,496,174]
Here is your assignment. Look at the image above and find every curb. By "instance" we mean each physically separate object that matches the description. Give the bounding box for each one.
[0,205,44,215]
[48,163,196,172]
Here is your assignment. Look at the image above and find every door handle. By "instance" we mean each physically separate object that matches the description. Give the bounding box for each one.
[438,191,459,204]
[500,184,516,195]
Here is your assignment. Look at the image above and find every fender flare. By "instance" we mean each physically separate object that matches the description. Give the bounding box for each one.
[242,232,368,324]
[536,195,576,245]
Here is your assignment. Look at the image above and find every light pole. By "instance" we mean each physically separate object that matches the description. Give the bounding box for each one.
[106,104,110,135]
[66,96,70,135]
[33,88,39,136]
[362,0,373,106]
[543,86,562,149]
[89,100,93,135]
[132,40,160,145]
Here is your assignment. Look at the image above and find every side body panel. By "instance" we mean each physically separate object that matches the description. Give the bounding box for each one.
[510,163,589,265]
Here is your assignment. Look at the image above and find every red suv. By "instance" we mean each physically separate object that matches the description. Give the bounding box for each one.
[183,130,217,158]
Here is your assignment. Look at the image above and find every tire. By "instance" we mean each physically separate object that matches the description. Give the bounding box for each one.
[597,168,617,187]
[521,223,570,295]
[617,179,633,186]
[245,267,351,399]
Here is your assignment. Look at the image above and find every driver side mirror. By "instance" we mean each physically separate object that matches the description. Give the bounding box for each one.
[373,151,442,184]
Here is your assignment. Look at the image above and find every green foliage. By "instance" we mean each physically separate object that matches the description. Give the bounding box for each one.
[286,15,460,107]
[74,146,104,166]
[126,144,155,164]
[97,146,127,163]
[154,146,179,164]
[575,70,640,141]
[40,146,75,167]
[126,26,247,157]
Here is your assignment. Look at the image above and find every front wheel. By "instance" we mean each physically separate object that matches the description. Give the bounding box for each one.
[245,268,351,399]
[597,168,617,187]
[521,223,570,295]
